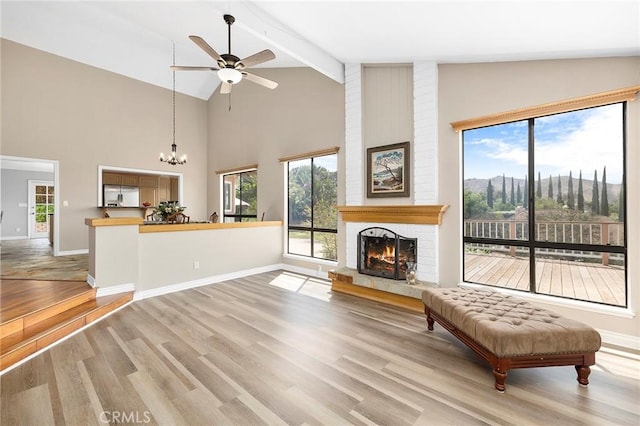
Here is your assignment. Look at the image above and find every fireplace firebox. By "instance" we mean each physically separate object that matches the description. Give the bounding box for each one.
[358,227,417,280]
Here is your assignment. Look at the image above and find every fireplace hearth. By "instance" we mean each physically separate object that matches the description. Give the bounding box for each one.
[358,227,417,280]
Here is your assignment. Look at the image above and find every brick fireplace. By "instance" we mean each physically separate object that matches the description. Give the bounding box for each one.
[339,205,447,283]
[330,205,448,312]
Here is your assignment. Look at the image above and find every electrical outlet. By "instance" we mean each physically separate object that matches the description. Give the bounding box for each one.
[16,227,20,232]
[193,261,200,270]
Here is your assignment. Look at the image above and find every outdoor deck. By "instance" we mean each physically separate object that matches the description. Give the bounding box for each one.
[464,253,626,306]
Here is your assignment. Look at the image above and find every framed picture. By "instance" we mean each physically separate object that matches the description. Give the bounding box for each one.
[367,141,410,198]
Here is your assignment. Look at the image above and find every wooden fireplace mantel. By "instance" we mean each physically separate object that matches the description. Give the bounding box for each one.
[337,205,449,225]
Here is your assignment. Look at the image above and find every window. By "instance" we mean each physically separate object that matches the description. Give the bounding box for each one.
[287,153,338,261]
[462,102,627,307]
[223,170,257,222]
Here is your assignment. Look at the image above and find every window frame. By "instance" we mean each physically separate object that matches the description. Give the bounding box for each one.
[285,152,338,261]
[460,96,630,308]
[221,169,258,223]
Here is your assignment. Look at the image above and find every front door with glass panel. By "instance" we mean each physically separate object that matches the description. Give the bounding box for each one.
[28,180,54,239]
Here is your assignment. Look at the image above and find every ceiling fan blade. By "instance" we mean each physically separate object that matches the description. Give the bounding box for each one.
[171,66,218,71]
[220,82,232,94]
[242,72,278,89]
[235,49,276,70]
[189,35,226,67]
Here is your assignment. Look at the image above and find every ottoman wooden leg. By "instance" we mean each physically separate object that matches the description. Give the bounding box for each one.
[493,368,508,392]
[424,306,434,331]
[575,365,591,386]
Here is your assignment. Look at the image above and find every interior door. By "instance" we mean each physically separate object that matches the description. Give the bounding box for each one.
[28,180,54,239]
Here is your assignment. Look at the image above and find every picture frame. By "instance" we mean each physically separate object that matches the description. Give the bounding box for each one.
[367,141,410,198]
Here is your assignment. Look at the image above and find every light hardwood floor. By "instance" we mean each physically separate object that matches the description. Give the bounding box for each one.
[1,271,639,425]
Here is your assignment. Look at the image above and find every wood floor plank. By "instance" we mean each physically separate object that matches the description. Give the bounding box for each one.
[2,383,56,426]
[1,271,638,425]
[49,343,100,425]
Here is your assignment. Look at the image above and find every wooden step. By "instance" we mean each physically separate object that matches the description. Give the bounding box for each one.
[0,292,133,371]
[0,279,95,339]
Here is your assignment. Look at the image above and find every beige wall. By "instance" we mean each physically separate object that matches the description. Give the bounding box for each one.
[1,40,209,251]
[138,224,283,292]
[207,67,345,271]
[437,57,640,338]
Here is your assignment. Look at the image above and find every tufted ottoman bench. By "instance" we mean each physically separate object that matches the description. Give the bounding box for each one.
[422,287,601,392]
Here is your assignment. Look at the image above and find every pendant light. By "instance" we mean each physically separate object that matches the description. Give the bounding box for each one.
[160,43,187,165]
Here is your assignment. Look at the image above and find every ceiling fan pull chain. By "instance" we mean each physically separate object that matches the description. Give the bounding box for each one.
[228,91,232,111]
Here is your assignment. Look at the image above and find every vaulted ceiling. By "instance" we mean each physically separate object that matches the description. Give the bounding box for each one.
[2,1,638,100]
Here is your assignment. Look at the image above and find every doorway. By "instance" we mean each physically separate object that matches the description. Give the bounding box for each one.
[28,180,54,239]
[1,155,60,256]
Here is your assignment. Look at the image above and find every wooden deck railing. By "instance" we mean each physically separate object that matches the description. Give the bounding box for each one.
[464,219,624,265]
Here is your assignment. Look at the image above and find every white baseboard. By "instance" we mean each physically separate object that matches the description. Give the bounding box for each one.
[0,236,28,241]
[87,275,96,288]
[599,329,640,351]
[133,264,283,301]
[57,249,89,256]
[96,283,135,297]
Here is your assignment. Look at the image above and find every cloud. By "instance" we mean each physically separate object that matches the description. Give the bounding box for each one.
[464,104,624,182]
[535,104,623,181]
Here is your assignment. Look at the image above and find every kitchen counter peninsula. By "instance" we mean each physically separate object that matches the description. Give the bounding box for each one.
[85,217,283,297]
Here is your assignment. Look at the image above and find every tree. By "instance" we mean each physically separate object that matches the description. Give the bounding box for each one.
[501,174,506,204]
[288,164,312,226]
[516,182,522,205]
[600,166,609,217]
[486,179,494,209]
[577,170,584,212]
[237,172,258,216]
[591,169,600,215]
[536,172,542,198]
[374,150,403,187]
[510,177,515,206]
[567,171,575,209]
[547,174,553,199]
[464,189,489,219]
[523,175,529,207]
[556,174,563,204]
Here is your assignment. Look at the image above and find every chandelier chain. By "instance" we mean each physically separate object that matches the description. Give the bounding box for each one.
[173,43,176,145]
[159,41,186,165]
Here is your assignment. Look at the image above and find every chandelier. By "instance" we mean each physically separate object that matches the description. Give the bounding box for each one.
[160,43,187,165]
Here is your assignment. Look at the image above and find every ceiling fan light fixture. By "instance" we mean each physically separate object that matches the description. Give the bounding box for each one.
[218,68,242,84]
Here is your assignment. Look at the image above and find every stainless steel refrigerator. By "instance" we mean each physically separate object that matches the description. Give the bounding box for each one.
[103,185,140,207]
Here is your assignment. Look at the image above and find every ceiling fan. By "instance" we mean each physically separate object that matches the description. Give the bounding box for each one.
[172,14,278,94]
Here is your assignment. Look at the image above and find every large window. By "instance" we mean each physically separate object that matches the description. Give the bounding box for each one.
[223,170,257,222]
[287,153,338,261]
[463,102,627,307]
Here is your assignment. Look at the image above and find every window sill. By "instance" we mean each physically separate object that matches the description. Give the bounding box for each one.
[283,253,338,267]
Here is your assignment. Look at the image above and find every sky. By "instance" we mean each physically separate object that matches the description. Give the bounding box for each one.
[463,103,624,183]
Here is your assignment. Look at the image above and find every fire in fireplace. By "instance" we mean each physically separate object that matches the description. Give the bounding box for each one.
[358,227,417,280]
